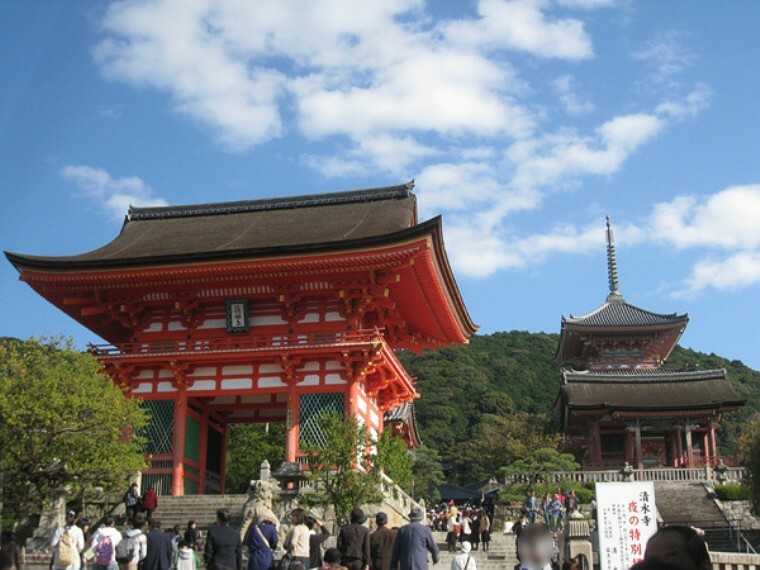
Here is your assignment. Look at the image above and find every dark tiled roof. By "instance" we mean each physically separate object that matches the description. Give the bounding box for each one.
[558,368,744,411]
[6,183,417,269]
[384,402,422,447]
[128,183,414,220]
[384,402,414,422]
[562,298,688,328]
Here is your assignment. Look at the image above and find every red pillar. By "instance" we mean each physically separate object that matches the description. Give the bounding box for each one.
[171,390,187,496]
[710,425,719,464]
[702,431,710,466]
[285,385,299,463]
[591,422,602,466]
[198,406,209,495]
[668,433,678,467]
[625,430,635,465]
[685,425,694,468]
[219,423,228,495]
[675,427,684,467]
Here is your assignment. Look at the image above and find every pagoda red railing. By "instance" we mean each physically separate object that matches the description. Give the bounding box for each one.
[88,328,385,358]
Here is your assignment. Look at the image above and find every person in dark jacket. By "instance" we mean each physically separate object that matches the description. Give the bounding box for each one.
[306,516,330,570]
[142,488,158,522]
[245,515,278,570]
[390,507,438,570]
[0,531,22,570]
[337,509,370,570]
[143,520,174,570]
[205,509,242,570]
[183,521,198,551]
[369,513,395,570]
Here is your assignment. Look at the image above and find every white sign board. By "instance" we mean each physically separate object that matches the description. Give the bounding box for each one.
[596,482,657,570]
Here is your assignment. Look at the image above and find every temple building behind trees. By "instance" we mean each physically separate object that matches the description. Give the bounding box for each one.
[6,182,476,495]
[554,218,744,470]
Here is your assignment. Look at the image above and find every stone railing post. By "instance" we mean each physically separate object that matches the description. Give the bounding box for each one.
[565,515,594,569]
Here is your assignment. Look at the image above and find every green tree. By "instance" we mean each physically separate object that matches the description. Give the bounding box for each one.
[456,412,559,481]
[411,446,445,501]
[500,447,580,486]
[375,430,413,493]
[0,337,147,533]
[302,413,383,526]
[738,417,760,515]
[225,423,285,493]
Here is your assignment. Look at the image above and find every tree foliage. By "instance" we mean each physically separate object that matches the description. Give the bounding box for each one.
[302,414,383,526]
[411,446,445,502]
[225,423,285,493]
[375,430,413,493]
[500,447,580,485]
[738,418,760,515]
[0,337,147,531]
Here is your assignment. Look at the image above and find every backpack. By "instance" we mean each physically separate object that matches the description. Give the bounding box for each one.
[57,529,78,567]
[95,535,114,567]
[115,533,139,564]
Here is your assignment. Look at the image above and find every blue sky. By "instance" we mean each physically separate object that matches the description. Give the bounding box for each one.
[2,1,760,368]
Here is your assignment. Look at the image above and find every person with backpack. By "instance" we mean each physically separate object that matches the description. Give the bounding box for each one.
[123,484,140,521]
[116,519,147,570]
[90,517,122,570]
[52,511,85,570]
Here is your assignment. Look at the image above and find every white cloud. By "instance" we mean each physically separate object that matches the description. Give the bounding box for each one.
[633,30,695,86]
[655,83,713,120]
[416,162,505,214]
[555,0,616,8]
[303,134,437,178]
[553,75,595,116]
[443,0,595,60]
[60,165,167,220]
[681,252,760,295]
[650,185,760,251]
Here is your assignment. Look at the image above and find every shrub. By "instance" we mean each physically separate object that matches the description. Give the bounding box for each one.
[715,483,750,501]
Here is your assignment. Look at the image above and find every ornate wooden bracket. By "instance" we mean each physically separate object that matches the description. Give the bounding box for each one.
[167,360,196,390]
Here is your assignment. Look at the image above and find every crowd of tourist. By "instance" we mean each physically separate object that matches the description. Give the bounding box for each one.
[0,484,714,570]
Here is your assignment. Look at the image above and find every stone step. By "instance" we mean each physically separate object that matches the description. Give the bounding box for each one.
[654,482,729,530]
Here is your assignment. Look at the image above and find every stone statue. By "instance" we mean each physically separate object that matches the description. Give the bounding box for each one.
[240,478,279,541]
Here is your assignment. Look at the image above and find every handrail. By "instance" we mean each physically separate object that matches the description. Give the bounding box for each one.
[88,328,385,357]
[503,466,747,485]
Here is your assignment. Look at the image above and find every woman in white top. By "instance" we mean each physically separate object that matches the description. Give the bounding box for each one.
[51,512,85,570]
[89,517,122,570]
[450,541,476,570]
[284,508,311,570]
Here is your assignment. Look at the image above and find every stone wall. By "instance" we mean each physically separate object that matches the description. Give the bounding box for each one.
[717,500,760,531]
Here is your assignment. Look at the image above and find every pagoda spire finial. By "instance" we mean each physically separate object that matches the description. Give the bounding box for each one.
[606,215,623,302]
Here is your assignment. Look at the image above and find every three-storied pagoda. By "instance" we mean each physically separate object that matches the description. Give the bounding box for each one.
[555,218,744,470]
[6,183,477,495]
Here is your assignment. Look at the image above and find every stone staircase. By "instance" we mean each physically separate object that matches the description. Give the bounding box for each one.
[654,482,728,529]
[653,482,760,553]
[432,531,519,570]
[151,494,249,532]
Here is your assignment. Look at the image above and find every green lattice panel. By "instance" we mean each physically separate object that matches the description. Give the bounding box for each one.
[299,393,345,447]
[139,400,174,455]
[185,417,201,462]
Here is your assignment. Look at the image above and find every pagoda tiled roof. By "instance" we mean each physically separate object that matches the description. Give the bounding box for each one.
[6,182,418,270]
[384,402,422,447]
[558,368,744,411]
[561,297,688,328]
